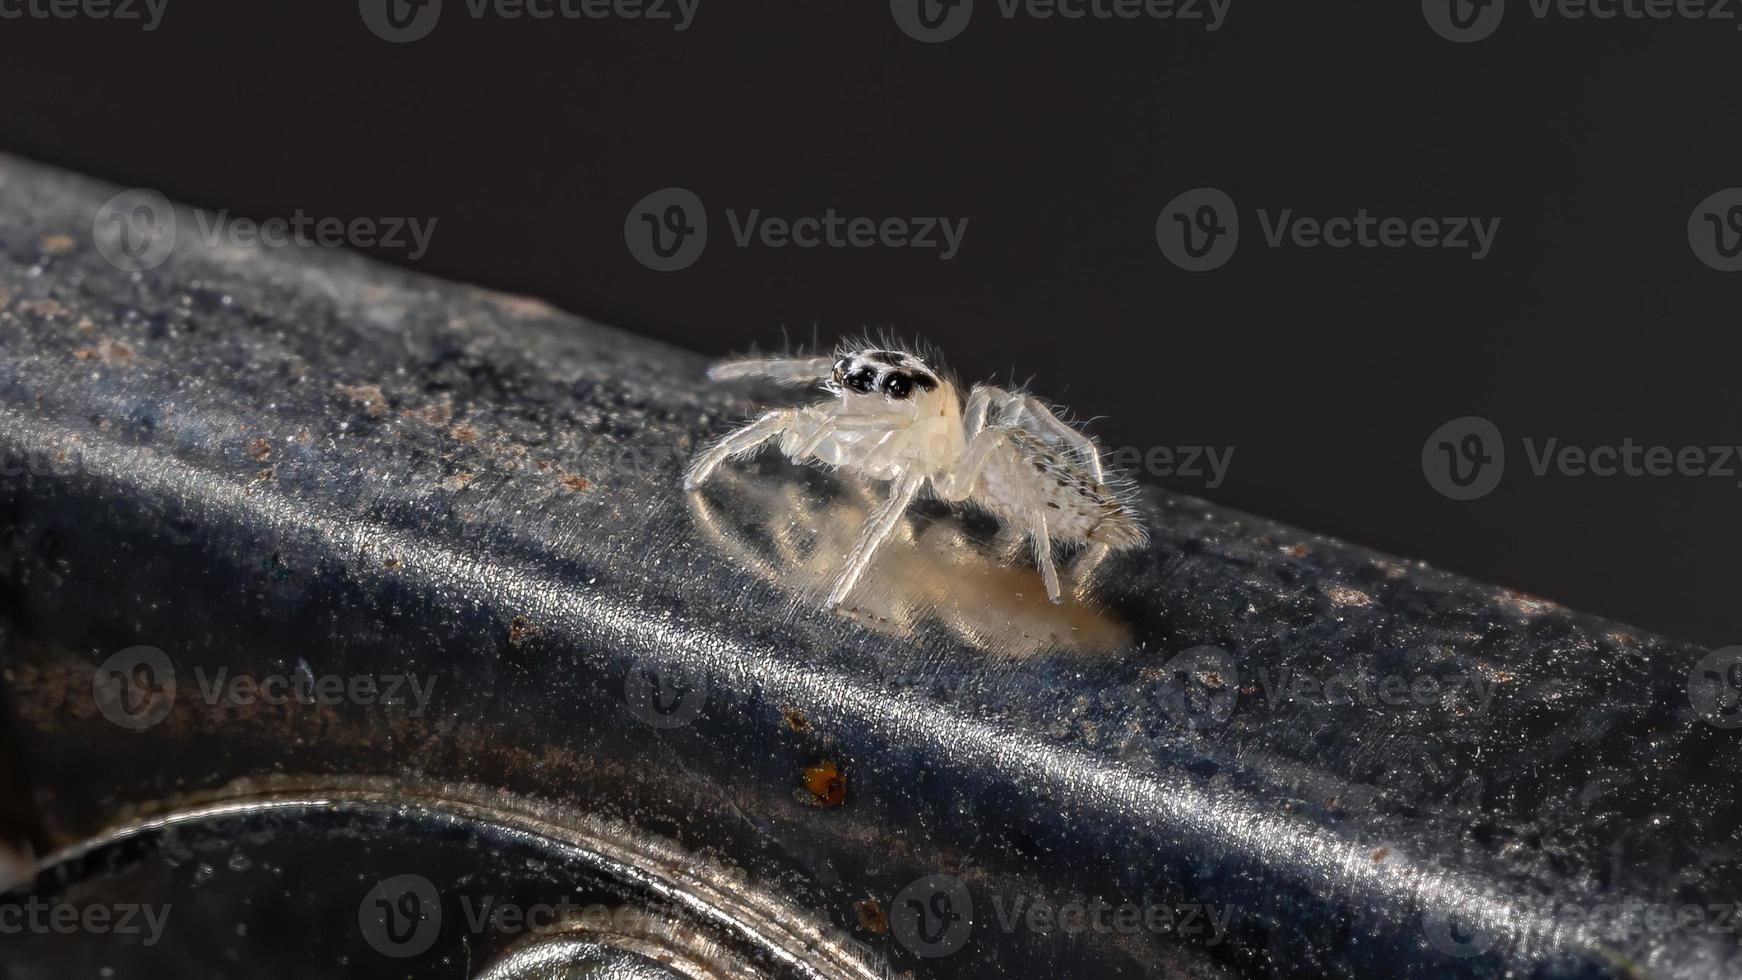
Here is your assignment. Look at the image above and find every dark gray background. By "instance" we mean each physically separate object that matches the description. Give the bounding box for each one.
[0,0,1735,644]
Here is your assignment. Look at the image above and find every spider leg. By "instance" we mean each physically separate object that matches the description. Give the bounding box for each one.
[1013,396,1106,484]
[707,355,835,386]
[961,385,999,439]
[933,426,1016,502]
[790,412,910,460]
[1069,541,1113,602]
[1030,510,1062,603]
[683,409,798,490]
[824,472,926,609]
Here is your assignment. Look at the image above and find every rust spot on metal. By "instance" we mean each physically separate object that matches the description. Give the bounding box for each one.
[1325,584,1373,608]
[508,616,539,649]
[854,898,888,934]
[334,382,389,419]
[246,438,272,463]
[782,709,810,733]
[801,759,846,807]
[560,474,591,492]
[19,298,66,320]
[1372,847,1391,863]
[73,340,132,364]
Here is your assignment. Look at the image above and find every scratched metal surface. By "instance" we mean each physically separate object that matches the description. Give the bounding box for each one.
[0,153,1737,979]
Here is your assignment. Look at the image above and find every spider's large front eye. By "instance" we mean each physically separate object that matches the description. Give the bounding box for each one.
[880,372,913,399]
[842,365,877,393]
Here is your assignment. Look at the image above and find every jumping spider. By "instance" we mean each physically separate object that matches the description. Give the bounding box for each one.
[684,345,1146,608]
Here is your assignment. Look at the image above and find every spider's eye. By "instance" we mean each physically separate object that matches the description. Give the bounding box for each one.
[881,372,913,399]
[842,365,877,393]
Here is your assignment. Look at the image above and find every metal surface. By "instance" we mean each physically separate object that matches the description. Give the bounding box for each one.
[0,154,1737,978]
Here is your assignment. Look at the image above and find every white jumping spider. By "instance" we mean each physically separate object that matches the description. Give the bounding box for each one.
[684,344,1145,608]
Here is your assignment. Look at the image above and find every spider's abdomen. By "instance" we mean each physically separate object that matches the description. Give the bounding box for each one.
[973,428,1145,550]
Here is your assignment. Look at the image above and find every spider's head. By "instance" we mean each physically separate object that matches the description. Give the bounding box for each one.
[827,349,946,412]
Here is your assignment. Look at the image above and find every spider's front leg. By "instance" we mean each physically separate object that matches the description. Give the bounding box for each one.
[707,355,835,386]
[824,472,927,609]
[683,409,799,490]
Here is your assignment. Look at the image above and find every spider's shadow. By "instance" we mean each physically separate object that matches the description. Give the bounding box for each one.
[686,456,1132,658]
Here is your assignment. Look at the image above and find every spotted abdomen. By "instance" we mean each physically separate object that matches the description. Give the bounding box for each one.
[972,428,1145,549]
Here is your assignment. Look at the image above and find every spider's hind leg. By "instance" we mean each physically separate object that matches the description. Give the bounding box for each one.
[1013,396,1106,483]
[1030,511,1063,604]
[1068,541,1114,603]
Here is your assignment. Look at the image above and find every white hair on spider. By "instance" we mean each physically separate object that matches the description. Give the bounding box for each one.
[686,338,1146,608]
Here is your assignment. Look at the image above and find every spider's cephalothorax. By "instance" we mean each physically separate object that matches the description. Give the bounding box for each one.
[685,344,1145,607]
